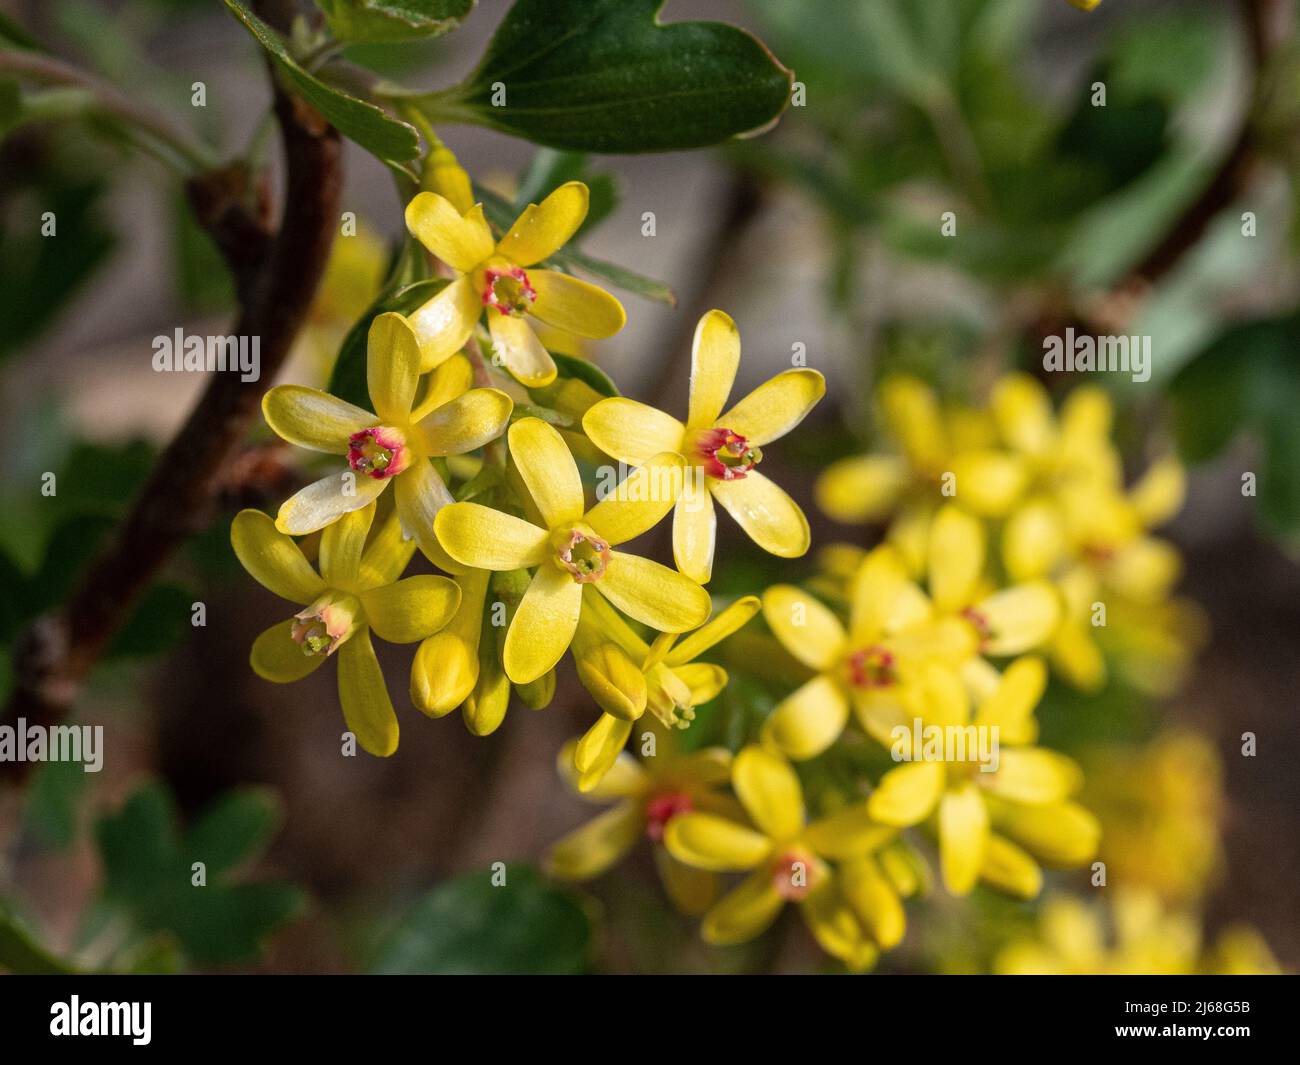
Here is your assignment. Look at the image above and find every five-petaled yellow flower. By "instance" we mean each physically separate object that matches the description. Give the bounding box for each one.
[568,593,760,791]
[545,725,742,915]
[666,746,907,968]
[262,312,513,569]
[404,181,626,386]
[583,309,825,583]
[231,501,460,756]
[434,417,711,684]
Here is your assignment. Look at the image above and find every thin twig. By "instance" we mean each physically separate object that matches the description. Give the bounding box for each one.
[2,58,342,774]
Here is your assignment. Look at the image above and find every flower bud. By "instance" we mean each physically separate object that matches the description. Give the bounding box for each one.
[575,642,647,721]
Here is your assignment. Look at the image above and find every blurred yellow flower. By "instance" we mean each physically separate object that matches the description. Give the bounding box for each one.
[583,309,825,582]
[545,728,741,915]
[666,746,906,967]
[404,181,626,385]
[230,502,459,756]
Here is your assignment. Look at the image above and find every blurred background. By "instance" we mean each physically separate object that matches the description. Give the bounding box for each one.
[1,0,1297,974]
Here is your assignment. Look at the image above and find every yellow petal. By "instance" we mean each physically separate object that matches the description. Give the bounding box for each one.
[880,375,945,472]
[654,847,720,917]
[840,856,906,949]
[976,581,1060,656]
[597,553,711,633]
[415,387,513,457]
[760,584,846,669]
[664,813,770,871]
[530,270,626,338]
[404,192,493,273]
[231,508,326,605]
[666,595,760,666]
[357,508,417,590]
[433,502,549,569]
[718,369,825,447]
[508,416,585,527]
[802,879,873,968]
[410,568,488,717]
[1130,455,1185,528]
[984,748,1082,803]
[948,449,1027,518]
[814,455,907,523]
[700,869,785,945]
[979,834,1042,899]
[262,385,372,453]
[928,504,985,612]
[911,661,969,729]
[733,744,804,840]
[581,397,686,466]
[366,312,420,423]
[848,544,916,643]
[939,783,988,895]
[584,452,684,546]
[393,457,461,571]
[543,801,644,880]
[761,674,849,762]
[337,627,399,757]
[463,628,511,737]
[407,276,480,373]
[868,762,944,826]
[488,312,556,387]
[250,619,327,683]
[1050,621,1107,693]
[670,662,727,705]
[687,309,740,430]
[1002,498,1065,582]
[318,498,375,590]
[1105,536,1181,603]
[992,372,1055,456]
[573,713,634,792]
[503,564,583,683]
[574,640,647,720]
[495,180,588,267]
[360,574,460,644]
[994,800,1100,867]
[672,487,717,584]
[803,803,895,861]
[710,471,811,558]
[972,655,1046,744]
[275,470,387,536]
[557,738,648,799]
[411,353,474,423]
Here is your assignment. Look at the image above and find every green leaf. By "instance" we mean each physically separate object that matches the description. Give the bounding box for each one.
[95,781,305,967]
[370,865,594,974]
[315,0,474,44]
[326,278,449,409]
[549,350,619,398]
[222,0,419,167]
[404,0,792,153]
[0,900,75,975]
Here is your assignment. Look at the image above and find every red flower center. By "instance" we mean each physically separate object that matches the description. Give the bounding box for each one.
[846,645,897,689]
[693,427,762,481]
[347,427,408,480]
[482,266,536,317]
[555,527,612,583]
[645,792,694,841]
[772,851,817,901]
[960,605,995,648]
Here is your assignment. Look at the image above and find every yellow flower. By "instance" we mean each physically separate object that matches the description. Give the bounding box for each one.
[583,309,825,582]
[262,313,513,571]
[567,594,760,791]
[866,656,1095,897]
[404,181,626,385]
[814,375,1023,572]
[544,727,741,915]
[1067,0,1101,10]
[665,746,905,967]
[433,417,711,684]
[231,502,460,756]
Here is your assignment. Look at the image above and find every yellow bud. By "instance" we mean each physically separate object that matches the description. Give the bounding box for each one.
[575,642,647,721]
[421,135,474,214]
[515,669,556,710]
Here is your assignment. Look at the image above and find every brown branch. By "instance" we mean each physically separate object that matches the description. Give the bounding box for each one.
[3,62,341,769]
